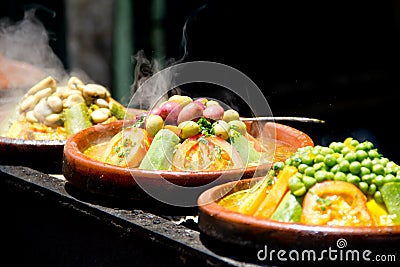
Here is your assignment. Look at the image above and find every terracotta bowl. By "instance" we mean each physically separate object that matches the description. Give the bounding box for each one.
[62,120,314,200]
[197,178,400,249]
[0,137,65,173]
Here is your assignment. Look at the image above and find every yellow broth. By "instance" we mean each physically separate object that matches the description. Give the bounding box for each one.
[83,138,298,169]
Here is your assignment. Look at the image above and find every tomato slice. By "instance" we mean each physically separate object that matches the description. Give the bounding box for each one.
[301,181,374,226]
[172,135,244,171]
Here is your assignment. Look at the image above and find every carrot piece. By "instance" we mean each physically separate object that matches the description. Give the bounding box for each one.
[253,166,298,218]
[237,176,274,215]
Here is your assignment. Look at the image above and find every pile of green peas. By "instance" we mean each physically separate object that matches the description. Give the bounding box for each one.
[273,137,400,204]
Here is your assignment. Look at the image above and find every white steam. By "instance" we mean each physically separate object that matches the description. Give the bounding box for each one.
[0,9,67,88]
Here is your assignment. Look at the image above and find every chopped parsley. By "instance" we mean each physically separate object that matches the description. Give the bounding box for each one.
[316,196,332,211]
[214,145,222,160]
[198,135,208,145]
[134,115,145,128]
[197,117,214,136]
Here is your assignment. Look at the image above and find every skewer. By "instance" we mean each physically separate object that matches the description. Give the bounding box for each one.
[240,116,325,123]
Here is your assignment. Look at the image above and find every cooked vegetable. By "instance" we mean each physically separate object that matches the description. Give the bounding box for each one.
[380,182,400,225]
[172,135,244,171]
[103,126,149,167]
[254,165,297,218]
[178,120,200,139]
[2,75,128,140]
[284,137,400,198]
[271,191,303,222]
[64,103,92,136]
[229,129,262,167]
[236,176,274,215]
[139,129,181,170]
[301,181,374,226]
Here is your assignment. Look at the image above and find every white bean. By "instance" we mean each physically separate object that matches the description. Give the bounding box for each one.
[19,95,38,112]
[25,76,56,96]
[91,108,110,123]
[25,110,38,123]
[95,98,109,108]
[34,87,54,101]
[45,113,62,126]
[67,76,84,91]
[34,99,53,122]
[47,95,63,113]
[63,94,85,108]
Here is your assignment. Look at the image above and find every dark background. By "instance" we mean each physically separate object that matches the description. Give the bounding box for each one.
[1,0,399,162]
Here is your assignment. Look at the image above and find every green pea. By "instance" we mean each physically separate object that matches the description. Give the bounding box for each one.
[368,149,380,158]
[360,166,371,176]
[313,162,327,172]
[339,160,350,172]
[315,170,328,182]
[344,152,357,162]
[293,186,307,197]
[304,166,315,177]
[372,175,384,187]
[290,156,302,167]
[314,154,325,163]
[326,171,335,180]
[303,176,317,189]
[367,184,377,195]
[384,174,395,184]
[350,139,360,147]
[330,164,340,173]
[289,176,305,192]
[297,163,308,174]
[355,143,367,151]
[334,171,347,181]
[320,147,334,155]
[371,159,380,166]
[384,167,395,175]
[331,142,344,153]
[341,146,351,155]
[324,154,337,167]
[301,154,314,166]
[347,174,361,185]
[361,173,374,184]
[358,182,369,194]
[363,141,374,150]
[355,150,368,162]
[374,191,384,204]
[372,164,385,175]
[361,158,373,170]
[349,161,362,174]
[380,157,389,166]
[273,161,285,171]
[313,145,323,154]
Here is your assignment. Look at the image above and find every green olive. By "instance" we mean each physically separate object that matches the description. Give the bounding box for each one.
[146,114,164,137]
[222,109,240,122]
[178,120,200,139]
[228,120,247,135]
[206,100,220,107]
[168,95,193,107]
[213,120,230,140]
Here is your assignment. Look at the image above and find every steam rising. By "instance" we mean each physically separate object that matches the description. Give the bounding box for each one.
[0,9,67,87]
[129,4,208,111]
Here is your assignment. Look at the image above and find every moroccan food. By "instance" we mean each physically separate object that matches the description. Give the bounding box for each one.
[218,137,400,226]
[84,94,297,171]
[0,76,128,140]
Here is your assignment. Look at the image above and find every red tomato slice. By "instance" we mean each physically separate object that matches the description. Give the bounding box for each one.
[172,135,244,171]
[301,181,374,226]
